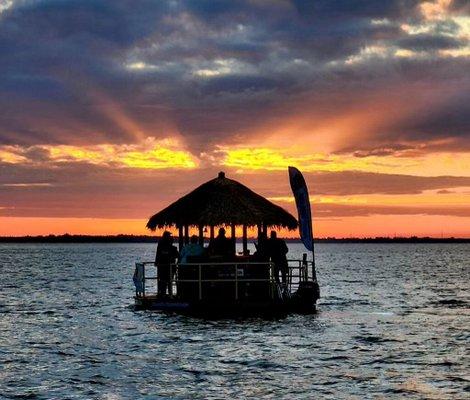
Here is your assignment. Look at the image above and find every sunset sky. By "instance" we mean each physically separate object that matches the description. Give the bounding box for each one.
[0,0,469,237]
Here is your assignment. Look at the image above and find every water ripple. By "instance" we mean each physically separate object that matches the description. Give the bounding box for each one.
[0,242,468,399]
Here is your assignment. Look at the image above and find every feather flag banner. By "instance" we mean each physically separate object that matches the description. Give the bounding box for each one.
[288,166,314,251]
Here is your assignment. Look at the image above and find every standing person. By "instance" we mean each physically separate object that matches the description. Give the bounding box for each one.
[155,231,179,296]
[180,235,205,263]
[268,231,289,285]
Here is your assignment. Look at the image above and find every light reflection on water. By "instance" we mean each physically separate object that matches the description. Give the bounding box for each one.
[0,243,468,399]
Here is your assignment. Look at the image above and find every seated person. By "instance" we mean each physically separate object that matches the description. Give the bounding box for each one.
[208,228,233,259]
[253,231,269,261]
[179,235,205,263]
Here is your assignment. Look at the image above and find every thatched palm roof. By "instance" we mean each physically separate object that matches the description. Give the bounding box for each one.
[147,172,298,230]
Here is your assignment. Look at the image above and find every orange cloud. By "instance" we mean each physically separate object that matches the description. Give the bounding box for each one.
[217,146,470,176]
[420,0,452,21]
[0,137,197,169]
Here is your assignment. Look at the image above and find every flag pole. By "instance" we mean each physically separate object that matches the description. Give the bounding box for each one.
[311,229,317,282]
[310,196,317,282]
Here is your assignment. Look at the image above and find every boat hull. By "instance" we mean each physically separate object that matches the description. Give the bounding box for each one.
[134,283,318,317]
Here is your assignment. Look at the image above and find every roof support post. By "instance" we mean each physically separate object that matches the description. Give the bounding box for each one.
[198,224,204,245]
[184,224,189,244]
[231,223,236,254]
[210,226,214,240]
[178,225,184,252]
[257,224,261,241]
[231,223,236,238]
[242,225,248,255]
[262,223,267,237]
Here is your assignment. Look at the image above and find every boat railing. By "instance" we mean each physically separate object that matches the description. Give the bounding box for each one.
[134,261,277,301]
[134,257,314,301]
[286,257,316,293]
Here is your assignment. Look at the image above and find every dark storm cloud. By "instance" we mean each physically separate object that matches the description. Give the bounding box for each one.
[0,0,468,151]
[333,74,470,156]
[406,91,470,140]
[397,33,466,51]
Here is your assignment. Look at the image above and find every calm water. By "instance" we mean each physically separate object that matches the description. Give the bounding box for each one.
[0,243,469,399]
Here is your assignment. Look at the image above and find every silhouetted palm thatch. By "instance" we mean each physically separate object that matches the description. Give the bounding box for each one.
[147,172,298,230]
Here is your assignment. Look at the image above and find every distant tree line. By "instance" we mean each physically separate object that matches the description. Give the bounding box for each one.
[0,234,468,243]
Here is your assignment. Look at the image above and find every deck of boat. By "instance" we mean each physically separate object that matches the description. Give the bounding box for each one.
[133,259,319,317]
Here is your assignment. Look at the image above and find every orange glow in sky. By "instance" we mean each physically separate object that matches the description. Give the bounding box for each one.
[1,136,470,237]
[1,135,469,238]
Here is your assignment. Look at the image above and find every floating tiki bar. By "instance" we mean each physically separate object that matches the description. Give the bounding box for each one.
[134,171,320,316]
[146,171,298,252]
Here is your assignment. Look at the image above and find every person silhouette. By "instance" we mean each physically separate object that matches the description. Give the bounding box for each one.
[155,231,179,296]
[254,231,269,261]
[179,235,205,263]
[209,228,233,258]
[268,231,289,285]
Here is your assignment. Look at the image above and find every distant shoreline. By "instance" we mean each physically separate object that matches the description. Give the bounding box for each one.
[0,234,469,243]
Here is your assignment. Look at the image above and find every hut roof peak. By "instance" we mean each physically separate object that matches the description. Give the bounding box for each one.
[146,172,298,230]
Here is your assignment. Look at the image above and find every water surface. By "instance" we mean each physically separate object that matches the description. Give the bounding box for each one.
[1,243,468,399]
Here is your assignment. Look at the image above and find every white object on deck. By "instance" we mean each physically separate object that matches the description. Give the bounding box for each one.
[133,263,145,294]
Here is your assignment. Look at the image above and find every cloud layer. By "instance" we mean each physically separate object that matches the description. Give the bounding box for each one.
[0,0,469,234]
[1,164,469,218]
[0,0,468,153]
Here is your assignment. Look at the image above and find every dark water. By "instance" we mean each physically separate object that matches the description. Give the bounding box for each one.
[0,243,468,399]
